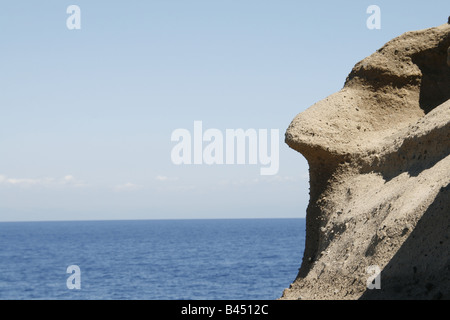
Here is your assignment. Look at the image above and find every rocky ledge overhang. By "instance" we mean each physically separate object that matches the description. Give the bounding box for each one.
[282,23,450,300]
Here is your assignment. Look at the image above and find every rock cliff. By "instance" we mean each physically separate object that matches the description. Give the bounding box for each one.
[282,23,450,300]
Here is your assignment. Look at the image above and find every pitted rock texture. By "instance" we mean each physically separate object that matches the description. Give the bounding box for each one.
[282,23,450,300]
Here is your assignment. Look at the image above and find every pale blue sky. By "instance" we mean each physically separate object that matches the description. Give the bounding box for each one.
[0,1,448,221]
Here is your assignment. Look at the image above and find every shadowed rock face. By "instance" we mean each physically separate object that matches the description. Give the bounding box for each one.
[282,23,450,300]
[447,46,450,67]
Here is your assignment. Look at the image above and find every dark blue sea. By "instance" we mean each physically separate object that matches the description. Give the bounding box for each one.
[0,219,305,300]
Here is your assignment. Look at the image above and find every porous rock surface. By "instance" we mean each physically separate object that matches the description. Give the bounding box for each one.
[282,23,450,300]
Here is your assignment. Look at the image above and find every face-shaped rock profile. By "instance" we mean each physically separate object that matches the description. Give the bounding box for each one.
[282,22,450,300]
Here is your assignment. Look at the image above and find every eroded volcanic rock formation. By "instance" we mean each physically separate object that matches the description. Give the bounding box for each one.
[282,23,450,300]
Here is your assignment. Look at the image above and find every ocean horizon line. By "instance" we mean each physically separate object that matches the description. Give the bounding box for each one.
[0,217,306,224]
